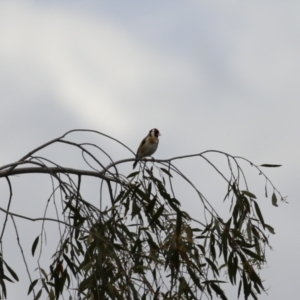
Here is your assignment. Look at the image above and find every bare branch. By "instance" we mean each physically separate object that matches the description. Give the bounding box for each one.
[0,166,125,185]
[0,177,13,241]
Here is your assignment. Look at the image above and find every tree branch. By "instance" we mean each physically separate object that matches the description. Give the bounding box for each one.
[0,166,123,184]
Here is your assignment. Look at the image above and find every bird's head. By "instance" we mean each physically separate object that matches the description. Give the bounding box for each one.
[150,128,161,138]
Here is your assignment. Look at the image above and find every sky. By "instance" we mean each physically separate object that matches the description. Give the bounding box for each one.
[0,1,299,299]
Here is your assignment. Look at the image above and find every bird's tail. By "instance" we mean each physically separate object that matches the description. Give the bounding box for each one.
[133,160,138,169]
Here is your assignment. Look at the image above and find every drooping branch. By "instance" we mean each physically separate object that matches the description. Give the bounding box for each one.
[0,166,121,184]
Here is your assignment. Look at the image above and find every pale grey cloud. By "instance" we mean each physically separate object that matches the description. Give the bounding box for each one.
[0,1,299,299]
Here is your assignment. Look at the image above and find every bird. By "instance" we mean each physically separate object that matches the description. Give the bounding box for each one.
[133,128,161,169]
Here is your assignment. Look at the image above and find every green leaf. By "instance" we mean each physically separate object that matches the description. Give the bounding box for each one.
[253,201,265,227]
[123,197,130,216]
[232,201,240,226]
[176,211,182,236]
[241,247,264,261]
[246,221,252,243]
[222,229,228,263]
[228,252,238,285]
[204,280,227,284]
[151,205,164,225]
[242,271,250,299]
[255,241,261,258]
[227,251,235,284]
[34,289,42,300]
[233,255,238,279]
[248,267,264,289]
[135,187,149,201]
[31,236,39,257]
[170,248,180,272]
[187,267,203,290]
[41,277,50,294]
[145,197,157,215]
[210,282,228,300]
[265,224,275,234]
[260,164,282,168]
[131,199,140,220]
[2,275,14,282]
[49,289,55,300]
[114,190,125,203]
[152,267,157,281]
[120,224,135,241]
[214,218,221,236]
[3,261,19,282]
[205,257,219,276]
[39,268,48,281]
[0,277,7,297]
[160,167,173,177]
[250,289,259,300]
[147,182,152,195]
[210,243,216,261]
[63,254,77,276]
[127,171,139,178]
[166,198,181,214]
[28,279,39,295]
[237,279,242,299]
[78,274,94,293]
[272,192,278,207]
[178,276,186,298]
[242,191,257,199]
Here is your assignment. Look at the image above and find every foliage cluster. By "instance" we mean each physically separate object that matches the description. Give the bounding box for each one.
[0,130,285,300]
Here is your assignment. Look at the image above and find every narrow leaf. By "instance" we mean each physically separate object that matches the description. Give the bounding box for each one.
[63,254,77,276]
[222,229,228,262]
[227,251,235,284]
[160,168,173,177]
[31,236,39,257]
[3,262,19,281]
[127,171,139,178]
[176,211,182,236]
[34,289,42,300]
[131,199,140,219]
[28,279,39,295]
[248,267,264,289]
[250,289,259,300]
[214,219,221,236]
[237,279,242,299]
[241,247,264,261]
[210,282,228,300]
[151,205,164,224]
[272,192,278,207]
[265,224,275,234]
[260,164,282,168]
[187,267,202,290]
[0,278,7,298]
[242,191,257,199]
[205,257,219,276]
[246,221,252,243]
[242,271,250,299]
[145,197,157,215]
[49,289,55,300]
[39,268,48,281]
[253,201,265,227]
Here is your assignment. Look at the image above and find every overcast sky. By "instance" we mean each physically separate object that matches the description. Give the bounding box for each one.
[0,1,299,299]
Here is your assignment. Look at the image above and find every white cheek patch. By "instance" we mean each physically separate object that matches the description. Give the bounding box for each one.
[150,129,155,137]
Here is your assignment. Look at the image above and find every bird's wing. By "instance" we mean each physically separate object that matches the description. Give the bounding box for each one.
[136,137,147,156]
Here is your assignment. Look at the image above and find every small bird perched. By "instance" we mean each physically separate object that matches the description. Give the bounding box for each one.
[133,128,161,169]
